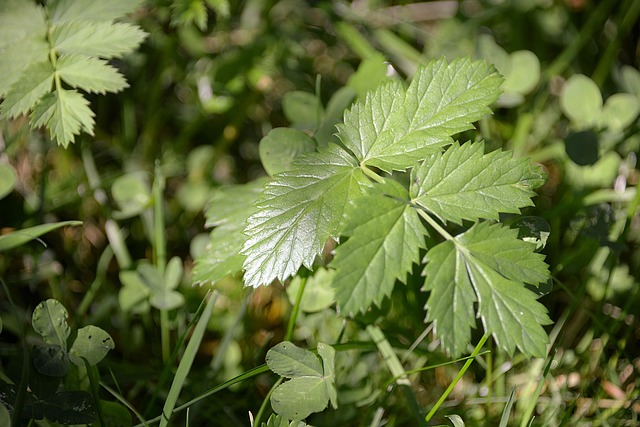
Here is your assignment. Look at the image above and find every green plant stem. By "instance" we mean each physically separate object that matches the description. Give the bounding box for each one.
[152,162,170,363]
[253,377,283,427]
[544,0,617,78]
[510,112,534,158]
[84,359,107,427]
[415,208,454,241]
[285,276,307,341]
[361,164,385,184]
[425,333,489,422]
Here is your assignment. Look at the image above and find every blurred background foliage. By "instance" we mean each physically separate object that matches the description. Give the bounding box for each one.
[1,0,639,425]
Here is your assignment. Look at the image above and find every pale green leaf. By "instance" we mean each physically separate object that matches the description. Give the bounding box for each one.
[337,57,503,171]
[0,163,16,200]
[242,143,370,287]
[601,93,639,131]
[282,91,323,129]
[164,256,183,290]
[30,88,95,147]
[0,0,47,49]
[0,60,53,119]
[411,142,545,225]
[259,128,316,176]
[53,21,147,59]
[423,222,551,357]
[266,341,323,378]
[271,377,329,421]
[57,54,128,94]
[0,35,49,97]
[111,172,151,218]
[502,50,540,95]
[331,179,428,315]
[317,342,337,409]
[118,270,151,314]
[32,299,70,351]
[68,325,114,366]
[264,414,308,427]
[50,0,145,23]
[560,74,602,128]
[193,179,267,285]
[287,268,336,313]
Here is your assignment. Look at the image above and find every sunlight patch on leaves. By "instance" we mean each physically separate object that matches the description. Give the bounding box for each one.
[57,55,128,94]
[423,222,551,357]
[52,21,147,59]
[337,57,503,172]
[242,144,370,287]
[411,142,546,224]
[331,179,428,316]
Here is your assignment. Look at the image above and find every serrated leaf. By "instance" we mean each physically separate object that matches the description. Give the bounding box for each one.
[242,143,370,287]
[337,57,503,171]
[423,222,551,357]
[68,325,114,366]
[56,55,128,94]
[0,35,49,97]
[30,88,95,147]
[0,0,47,49]
[331,179,428,315]
[50,0,145,23]
[0,60,53,119]
[52,21,147,59]
[193,179,267,285]
[411,142,545,225]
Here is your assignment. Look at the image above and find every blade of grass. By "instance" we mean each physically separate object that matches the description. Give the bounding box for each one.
[499,388,516,427]
[101,380,149,427]
[159,290,218,427]
[425,334,489,422]
[84,359,106,427]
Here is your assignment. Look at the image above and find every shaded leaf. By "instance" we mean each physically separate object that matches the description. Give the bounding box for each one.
[32,299,70,351]
[331,179,428,315]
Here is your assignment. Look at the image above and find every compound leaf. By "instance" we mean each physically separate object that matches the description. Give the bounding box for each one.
[50,0,145,23]
[32,299,70,351]
[423,222,551,357]
[68,325,114,366]
[337,57,502,172]
[57,55,128,94]
[266,341,323,379]
[0,60,53,119]
[411,142,545,225]
[0,0,46,49]
[0,35,49,97]
[242,143,369,287]
[30,88,95,147]
[331,179,428,315]
[53,21,147,59]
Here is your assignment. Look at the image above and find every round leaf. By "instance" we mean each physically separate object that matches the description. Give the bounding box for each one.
[502,50,540,95]
[69,325,114,366]
[266,341,323,378]
[287,268,336,313]
[111,172,150,218]
[560,74,602,128]
[602,93,639,131]
[0,163,16,200]
[270,377,329,421]
[149,289,185,310]
[259,128,316,176]
[164,256,183,290]
[32,299,70,350]
[282,91,323,129]
[33,344,69,377]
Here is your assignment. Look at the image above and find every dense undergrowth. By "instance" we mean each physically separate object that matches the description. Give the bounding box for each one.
[1,1,639,426]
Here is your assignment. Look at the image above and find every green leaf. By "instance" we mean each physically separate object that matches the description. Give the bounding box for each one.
[263,414,307,427]
[32,299,71,351]
[411,142,545,225]
[331,179,428,315]
[32,344,69,377]
[41,391,95,424]
[560,74,602,128]
[601,93,639,131]
[0,60,53,119]
[259,128,316,176]
[266,341,335,420]
[0,220,82,252]
[56,55,128,94]
[30,88,95,147]
[337,57,502,172]
[287,268,336,313]
[118,270,151,314]
[282,91,323,129]
[423,222,551,357]
[52,21,147,59]
[68,325,114,366]
[502,50,540,95]
[0,163,16,200]
[193,179,267,285]
[242,143,370,287]
[0,0,47,49]
[50,0,145,23]
[0,35,49,97]
[111,172,151,218]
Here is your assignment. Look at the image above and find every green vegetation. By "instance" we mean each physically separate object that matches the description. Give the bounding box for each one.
[1,1,639,426]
